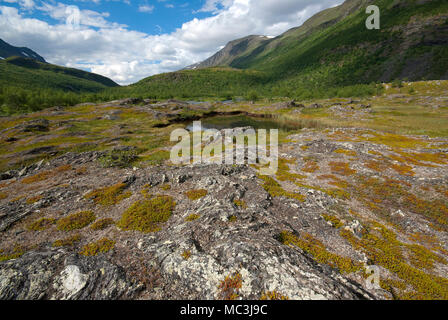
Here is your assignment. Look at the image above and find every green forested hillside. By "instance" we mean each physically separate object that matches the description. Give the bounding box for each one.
[0,57,118,114]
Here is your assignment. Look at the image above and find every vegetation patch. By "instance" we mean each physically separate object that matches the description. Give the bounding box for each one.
[340,222,448,300]
[185,189,208,201]
[322,214,344,228]
[185,214,200,222]
[98,149,137,168]
[160,184,171,191]
[56,210,96,231]
[21,165,72,184]
[53,234,81,247]
[26,217,56,231]
[26,195,43,204]
[90,218,115,231]
[278,231,362,274]
[260,291,289,300]
[181,250,192,260]
[80,238,115,256]
[233,199,247,209]
[258,174,305,202]
[0,245,26,262]
[117,195,176,233]
[0,192,7,200]
[329,161,356,176]
[85,182,132,206]
[218,272,243,300]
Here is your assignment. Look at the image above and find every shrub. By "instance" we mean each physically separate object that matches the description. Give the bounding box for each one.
[185,214,200,222]
[80,238,115,256]
[117,195,176,233]
[90,218,115,230]
[84,183,132,206]
[27,217,56,231]
[185,189,208,201]
[56,211,96,231]
[53,234,81,247]
[98,149,137,168]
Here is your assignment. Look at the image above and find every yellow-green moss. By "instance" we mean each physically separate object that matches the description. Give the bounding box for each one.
[160,184,171,191]
[218,272,242,300]
[85,183,132,206]
[279,231,362,274]
[26,217,56,231]
[258,174,305,202]
[21,165,72,184]
[117,195,176,233]
[185,213,200,222]
[0,246,25,262]
[26,195,43,204]
[233,199,247,209]
[228,215,237,223]
[322,214,344,228]
[0,192,7,200]
[90,218,115,231]
[185,189,208,201]
[260,291,289,300]
[334,149,357,157]
[56,211,96,231]
[181,250,192,260]
[52,234,81,247]
[80,238,115,256]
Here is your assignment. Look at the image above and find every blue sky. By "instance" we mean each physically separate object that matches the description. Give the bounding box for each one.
[0,0,342,84]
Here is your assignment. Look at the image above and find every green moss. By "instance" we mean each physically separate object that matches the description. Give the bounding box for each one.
[279,231,362,274]
[85,183,132,206]
[228,215,237,223]
[258,174,305,202]
[56,211,96,231]
[53,234,81,247]
[80,238,115,256]
[233,199,247,209]
[185,189,208,201]
[160,184,171,191]
[0,246,26,262]
[26,217,56,231]
[90,218,115,231]
[98,149,137,168]
[181,250,192,260]
[260,291,289,300]
[185,213,200,222]
[322,214,343,228]
[117,195,176,233]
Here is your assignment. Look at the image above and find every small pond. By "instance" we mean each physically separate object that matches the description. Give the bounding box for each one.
[186,115,301,132]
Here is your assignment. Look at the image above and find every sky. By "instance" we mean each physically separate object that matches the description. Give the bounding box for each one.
[0,0,343,85]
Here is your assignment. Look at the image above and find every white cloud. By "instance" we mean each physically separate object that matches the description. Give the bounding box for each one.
[0,0,343,85]
[138,5,154,13]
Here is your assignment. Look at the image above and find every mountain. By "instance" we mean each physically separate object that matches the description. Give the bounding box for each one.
[0,39,46,63]
[0,56,118,93]
[133,0,448,99]
[192,0,371,70]
[187,35,272,69]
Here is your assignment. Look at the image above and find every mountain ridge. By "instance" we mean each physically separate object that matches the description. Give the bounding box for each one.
[0,38,46,63]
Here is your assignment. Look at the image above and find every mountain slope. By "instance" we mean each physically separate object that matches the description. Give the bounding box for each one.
[192,0,372,70]
[0,56,118,92]
[134,0,448,99]
[0,39,46,63]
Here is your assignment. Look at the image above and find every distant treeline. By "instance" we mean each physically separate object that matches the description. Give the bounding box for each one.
[0,80,384,115]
